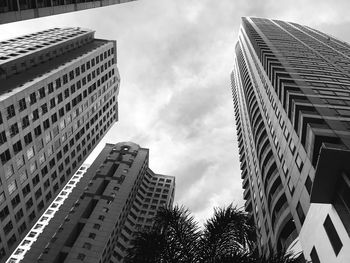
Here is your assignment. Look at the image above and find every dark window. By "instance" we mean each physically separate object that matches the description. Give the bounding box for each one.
[7,105,15,119]
[13,140,22,154]
[18,98,27,111]
[22,116,30,129]
[58,93,63,103]
[0,149,11,164]
[39,87,45,99]
[30,92,37,105]
[22,184,30,197]
[10,123,19,137]
[51,113,58,123]
[41,103,48,115]
[0,131,7,145]
[50,98,56,109]
[55,78,61,89]
[34,125,42,137]
[0,206,9,221]
[33,109,39,121]
[48,82,54,94]
[24,132,33,145]
[324,215,343,255]
[43,119,50,130]
[26,198,33,211]
[310,247,320,263]
[11,194,20,208]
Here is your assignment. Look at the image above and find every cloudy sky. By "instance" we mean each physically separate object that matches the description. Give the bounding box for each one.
[1,0,350,225]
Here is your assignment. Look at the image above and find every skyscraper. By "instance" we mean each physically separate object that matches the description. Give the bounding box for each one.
[0,27,119,262]
[19,142,175,263]
[231,17,350,262]
[0,0,138,24]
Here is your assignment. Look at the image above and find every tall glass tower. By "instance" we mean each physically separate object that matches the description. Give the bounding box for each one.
[232,17,350,262]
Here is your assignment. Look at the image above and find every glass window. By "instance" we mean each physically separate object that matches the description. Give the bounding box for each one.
[26,146,34,160]
[29,161,37,174]
[19,170,28,184]
[324,215,343,255]
[5,164,14,180]
[8,180,17,195]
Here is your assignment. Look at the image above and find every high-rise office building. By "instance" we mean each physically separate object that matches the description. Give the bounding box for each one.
[20,142,175,263]
[231,17,350,262]
[0,27,119,262]
[0,0,138,24]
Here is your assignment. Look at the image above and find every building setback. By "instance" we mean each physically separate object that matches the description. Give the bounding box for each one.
[231,17,350,262]
[21,142,175,263]
[0,0,138,24]
[7,164,90,262]
[0,27,119,262]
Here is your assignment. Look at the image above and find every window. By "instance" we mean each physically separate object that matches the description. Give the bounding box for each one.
[305,175,312,195]
[24,132,33,145]
[310,247,320,263]
[26,146,35,160]
[324,215,343,255]
[7,105,15,119]
[34,125,42,137]
[19,170,28,184]
[22,184,30,197]
[19,98,26,111]
[0,149,11,164]
[55,78,61,89]
[88,233,96,239]
[296,202,305,224]
[0,192,5,205]
[83,242,91,250]
[29,161,37,174]
[10,123,19,137]
[43,119,50,130]
[41,103,48,115]
[16,155,24,168]
[26,198,33,210]
[77,253,85,260]
[8,180,17,195]
[32,109,39,121]
[22,116,30,129]
[4,164,14,180]
[0,131,7,145]
[93,224,100,230]
[30,92,37,105]
[39,87,45,99]
[282,161,288,175]
[50,98,56,109]
[11,194,20,208]
[13,140,22,154]
[48,82,54,94]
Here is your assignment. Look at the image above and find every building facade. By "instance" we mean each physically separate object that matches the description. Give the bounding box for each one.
[21,142,175,263]
[0,0,137,24]
[0,27,119,262]
[7,164,90,262]
[231,17,350,262]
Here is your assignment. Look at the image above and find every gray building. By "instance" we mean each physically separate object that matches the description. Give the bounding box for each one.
[231,17,350,262]
[0,27,119,262]
[20,142,175,263]
[0,0,138,24]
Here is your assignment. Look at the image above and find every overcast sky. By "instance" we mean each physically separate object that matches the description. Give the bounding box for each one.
[1,0,350,225]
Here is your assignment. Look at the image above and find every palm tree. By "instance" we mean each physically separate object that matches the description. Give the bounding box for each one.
[126,204,301,263]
